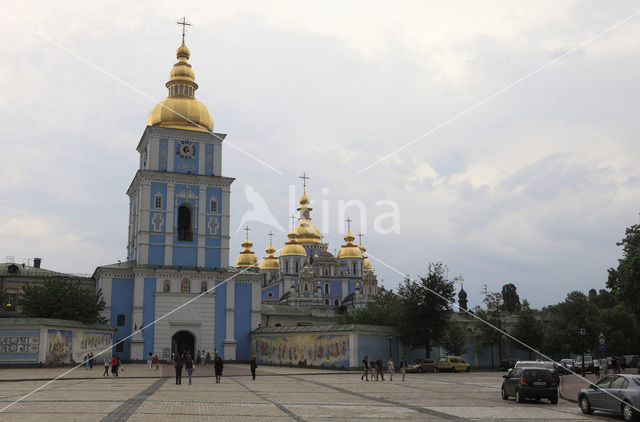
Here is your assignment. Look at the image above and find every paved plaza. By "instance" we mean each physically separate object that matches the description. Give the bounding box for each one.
[0,364,621,421]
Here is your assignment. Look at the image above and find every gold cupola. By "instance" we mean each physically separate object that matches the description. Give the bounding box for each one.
[337,221,363,259]
[236,228,258,268]
[294,174,322,244]
[358,234,373,272]
[147,35,213,132]
[259,234,280,270]
[281,227,307,257]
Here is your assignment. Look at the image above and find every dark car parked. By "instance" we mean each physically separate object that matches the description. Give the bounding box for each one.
[579,374,640,422]
[406,359,436,373]
[501,367,558,404]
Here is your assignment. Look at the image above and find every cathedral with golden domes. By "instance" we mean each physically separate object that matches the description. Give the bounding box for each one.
[235,183,380,309]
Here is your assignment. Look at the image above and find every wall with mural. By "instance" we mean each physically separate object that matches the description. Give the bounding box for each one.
[0,329,40,363]
[256,334,350,367]
[46,329,113,364]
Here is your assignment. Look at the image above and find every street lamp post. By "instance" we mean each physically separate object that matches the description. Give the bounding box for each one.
[388,335,393,362]
[579,328,587,375]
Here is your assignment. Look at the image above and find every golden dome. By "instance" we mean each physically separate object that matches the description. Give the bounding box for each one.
[236,233,258,268]
[337,230,363,259]
[259,239,279,270]
[281,229,307,256]
[147,39,213,132]
[358,239,373,272]
[295,190,322,244]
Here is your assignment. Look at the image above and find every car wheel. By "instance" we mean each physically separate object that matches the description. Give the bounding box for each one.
[579,396,593,415]
[622,402,639,422]
[501,387,508,400]
[418,368,422,373]
[515,390,524,403]
[550,395,558,405]
[466,366,470,372]
[451,366,456,373]
[432,367,437,373]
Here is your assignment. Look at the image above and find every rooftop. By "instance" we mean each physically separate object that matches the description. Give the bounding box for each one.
[0,317,114,331]
[254,323,394,334]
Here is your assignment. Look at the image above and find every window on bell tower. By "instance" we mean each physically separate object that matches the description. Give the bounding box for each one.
[210,197,218,213]
[177,204,193,241]
[154,194,163,209]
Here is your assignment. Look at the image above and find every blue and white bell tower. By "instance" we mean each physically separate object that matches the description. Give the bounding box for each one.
[94,33,262,363]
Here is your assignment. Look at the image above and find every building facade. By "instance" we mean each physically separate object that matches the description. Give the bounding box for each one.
[94,37,262,362]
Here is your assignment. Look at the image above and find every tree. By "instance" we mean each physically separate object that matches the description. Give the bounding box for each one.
[0,278,6,311]
[501,283,521,313]
[511,300,544,359]
[339,291,401,326]
[596,304,640,356]
[541,291,599,356]
[607,222,640,323]
[441,320,468,356]
[587,288,616,309]
[397,262,457,358]
[21,278,106,323]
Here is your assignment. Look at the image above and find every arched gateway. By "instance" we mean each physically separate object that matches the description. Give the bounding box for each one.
[172,331,195,358]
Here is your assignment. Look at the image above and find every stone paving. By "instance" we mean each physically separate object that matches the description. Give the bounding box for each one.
[0,364,622,421]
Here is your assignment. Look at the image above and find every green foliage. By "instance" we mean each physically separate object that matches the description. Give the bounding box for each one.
[596,304,640,355]
[501,283,521,313]
[542,291,599,355]
[20,278,106,323]
[607,222,640,323]
[338,291,401,326]
[511,300,544,359]
[587,289,616,309]
[0,278,6,311]
[441,320,468,356]
[397,262,457,358]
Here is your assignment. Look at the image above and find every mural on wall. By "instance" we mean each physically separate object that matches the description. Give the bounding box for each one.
[0,335,39,354]
[46,329,73,364]
[256,334,350,367]
[72,332,113,362]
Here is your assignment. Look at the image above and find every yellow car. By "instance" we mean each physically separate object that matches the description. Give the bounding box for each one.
[436,356,470,372]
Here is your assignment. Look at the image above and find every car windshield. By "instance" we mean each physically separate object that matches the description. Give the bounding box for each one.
[411,359,422,364]
[516,361,545,368]
[523,369,552,380]
[633,378,640,387]
[438,357,447,363]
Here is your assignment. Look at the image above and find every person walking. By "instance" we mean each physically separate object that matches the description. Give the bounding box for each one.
[250,355,258,380]
[147,352,153,370]
[602,357,609,375]
[370,356,377,381]
[376,357,385,381]
[153,354,159,370]
[361,355,369,381]
[196,350,201,365]
[388,358,395,381]
[400,356,407,381]
[103,355,110,377]
[214,354,224,383]
[204,351,210,368]
[111,355,119,377]
[185,352,194,385]
[175,354,183,385]
[89,353,94,369]
[593,358,600,377]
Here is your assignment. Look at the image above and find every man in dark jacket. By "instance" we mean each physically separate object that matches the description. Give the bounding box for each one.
[376,357,385,380]
[361,355,369,381]
[250,355,258,380]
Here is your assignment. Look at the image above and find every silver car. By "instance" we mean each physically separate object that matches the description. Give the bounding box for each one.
[579,374,640,422]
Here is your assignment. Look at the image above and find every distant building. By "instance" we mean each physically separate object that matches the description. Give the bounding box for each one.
[0,260,94,314]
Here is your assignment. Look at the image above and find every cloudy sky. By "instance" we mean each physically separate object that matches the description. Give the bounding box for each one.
[2,1,639,309]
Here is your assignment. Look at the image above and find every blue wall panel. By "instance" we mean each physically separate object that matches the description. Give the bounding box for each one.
[213,281,226,358]
[142,278,156,357]
[234,283,252,361]
[262,284,280,300]
[173,246,197,267]
[110,278,134,359]
[205,248,221,268]
[148,245,165,265]
[205,237,221,247]
[205,144,214,175]
[158,139,168,171]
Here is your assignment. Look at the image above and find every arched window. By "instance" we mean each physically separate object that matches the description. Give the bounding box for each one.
[285,261,290,273]
[324,298,330,306]
[304,283,308,292]
[177,204,193,241]
[181,278,190,293]
[295,261,299,273]
[275,323,282,327]
[334,298,339,306]
[324,283,329,294]
[163,280,170,292]
[210,197,218,213]
[352,262,357,275]
[201,281,207,293]
[154,194,163,209]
